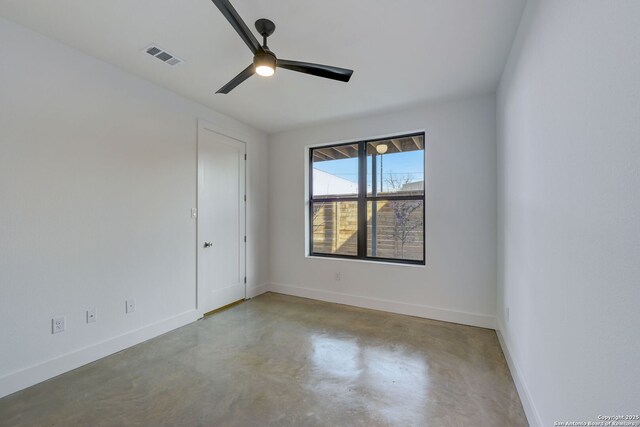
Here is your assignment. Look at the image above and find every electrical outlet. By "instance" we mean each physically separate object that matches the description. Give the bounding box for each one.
[52,316,65,334]
[505,306,510,322]
[335,272,341,281]
[86,308,97,323]
[126,299,136,314]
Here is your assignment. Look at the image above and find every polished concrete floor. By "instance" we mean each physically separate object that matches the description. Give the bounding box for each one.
[0,293,527,426]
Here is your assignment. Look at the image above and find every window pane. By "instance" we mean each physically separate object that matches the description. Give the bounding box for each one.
[367,136,424,196]
[312,201,358,256]
[367,200,424,261]
[312,144,359,198]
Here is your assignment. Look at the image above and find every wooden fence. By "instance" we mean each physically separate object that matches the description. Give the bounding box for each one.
[312,200,423,260]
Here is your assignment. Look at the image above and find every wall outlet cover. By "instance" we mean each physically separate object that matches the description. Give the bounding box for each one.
[87,308,97,323]
[126,299,136,314]
[52,316,65,334]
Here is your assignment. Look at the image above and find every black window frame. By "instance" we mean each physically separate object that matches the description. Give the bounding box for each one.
[308,132,426,266]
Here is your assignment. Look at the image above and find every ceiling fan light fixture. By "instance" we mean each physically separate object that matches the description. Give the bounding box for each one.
[256,65,275,77]
[254,52,276,77]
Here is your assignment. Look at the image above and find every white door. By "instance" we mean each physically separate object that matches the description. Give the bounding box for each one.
[198,123,246,314]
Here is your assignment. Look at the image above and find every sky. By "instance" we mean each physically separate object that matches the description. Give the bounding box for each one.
[314,151,424,185]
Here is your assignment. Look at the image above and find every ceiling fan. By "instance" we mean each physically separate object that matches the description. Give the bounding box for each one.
[210,0,354,94]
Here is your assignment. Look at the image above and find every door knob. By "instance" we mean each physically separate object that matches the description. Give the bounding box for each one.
[204,242,213,248]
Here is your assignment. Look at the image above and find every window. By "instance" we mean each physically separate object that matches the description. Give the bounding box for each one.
[309,133,425,265]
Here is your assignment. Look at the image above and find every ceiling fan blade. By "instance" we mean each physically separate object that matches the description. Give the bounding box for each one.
[210,0,262,54]
[277,59,353,82]
[216,64,255,94]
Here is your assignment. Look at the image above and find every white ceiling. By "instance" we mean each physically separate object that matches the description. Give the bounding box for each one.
[0,0,525,133]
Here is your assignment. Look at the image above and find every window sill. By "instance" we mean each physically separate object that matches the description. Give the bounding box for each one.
[306,255,426,268]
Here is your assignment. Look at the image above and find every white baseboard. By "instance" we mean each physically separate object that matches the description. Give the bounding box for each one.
[269,283,496,329]
[0,309,199,399]
[496,323,543,427]
[246,283,270,298]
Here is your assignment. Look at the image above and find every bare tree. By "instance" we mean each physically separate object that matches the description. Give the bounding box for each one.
[384,174,423,257]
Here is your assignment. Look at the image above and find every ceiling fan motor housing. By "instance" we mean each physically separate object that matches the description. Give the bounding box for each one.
[254,51,277,72]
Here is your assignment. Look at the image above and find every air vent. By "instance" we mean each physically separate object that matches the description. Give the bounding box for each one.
[144,44,184,67]
[146,46,161,56]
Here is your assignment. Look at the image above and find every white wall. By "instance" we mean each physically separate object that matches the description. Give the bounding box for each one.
[496,0,640,425]
[268,95,498,328]
[0,17,268,397]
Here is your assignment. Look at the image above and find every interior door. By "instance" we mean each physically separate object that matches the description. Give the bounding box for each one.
[198,124,246,314]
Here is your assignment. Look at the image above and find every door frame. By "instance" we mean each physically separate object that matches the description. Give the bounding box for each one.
[196,119,247,319]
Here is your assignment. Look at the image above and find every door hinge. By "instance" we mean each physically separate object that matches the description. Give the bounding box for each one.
[244,154,247,160]
[244,236,246,243]
[244,194,246,202]
[244,277,247,284]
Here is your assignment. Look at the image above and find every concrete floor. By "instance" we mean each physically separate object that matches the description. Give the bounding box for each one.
[0,293,528,426]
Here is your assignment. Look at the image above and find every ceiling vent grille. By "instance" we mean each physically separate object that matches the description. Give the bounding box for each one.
[144,44,183,67]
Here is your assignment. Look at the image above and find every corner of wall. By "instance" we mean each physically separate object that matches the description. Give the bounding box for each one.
[495,323,543,427]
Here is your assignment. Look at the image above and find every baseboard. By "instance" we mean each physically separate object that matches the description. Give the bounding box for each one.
[269,283,496,329]
[0,309,199,399]
[246,283,270,298]
[496,323,543,427]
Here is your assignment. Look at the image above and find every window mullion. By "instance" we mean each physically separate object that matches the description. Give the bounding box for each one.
[357,142,367,258]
